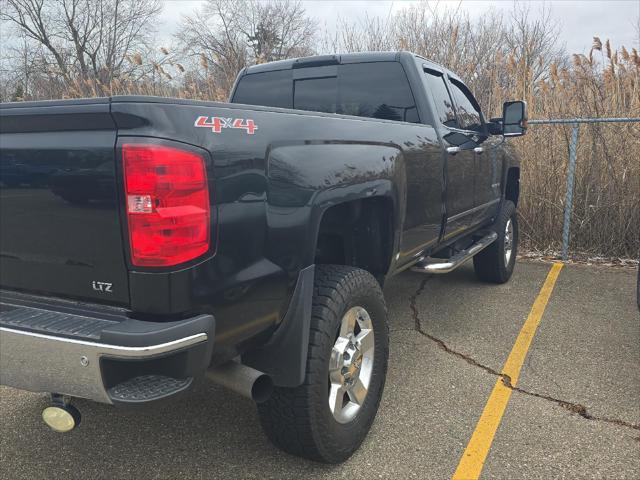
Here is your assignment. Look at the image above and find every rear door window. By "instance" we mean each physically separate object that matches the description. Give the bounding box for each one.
[336,63,419,123]
[448,78,484,132]
[424,69,457,128]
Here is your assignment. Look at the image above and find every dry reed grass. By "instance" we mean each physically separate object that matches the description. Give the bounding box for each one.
[502,38,640,258]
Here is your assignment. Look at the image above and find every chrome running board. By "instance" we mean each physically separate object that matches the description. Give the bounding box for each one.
[411,231,498,274]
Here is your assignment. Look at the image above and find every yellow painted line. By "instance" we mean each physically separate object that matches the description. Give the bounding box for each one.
[452,262,564,480]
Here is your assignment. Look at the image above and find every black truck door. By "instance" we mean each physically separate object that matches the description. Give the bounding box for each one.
[446,78,500,226]
[423,68,476,240]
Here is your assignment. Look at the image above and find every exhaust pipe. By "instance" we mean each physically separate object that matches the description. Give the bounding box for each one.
[206,362,273,403]
[42,393,81,433]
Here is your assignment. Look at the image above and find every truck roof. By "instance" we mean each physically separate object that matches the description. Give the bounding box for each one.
[243,51,459,81]
[244,51,402,74]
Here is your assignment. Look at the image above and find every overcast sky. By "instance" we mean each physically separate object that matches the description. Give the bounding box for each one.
[159,0,640,55]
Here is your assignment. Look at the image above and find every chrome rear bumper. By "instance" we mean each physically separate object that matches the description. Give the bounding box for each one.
[0,327,207,404]
[0,291,215,405]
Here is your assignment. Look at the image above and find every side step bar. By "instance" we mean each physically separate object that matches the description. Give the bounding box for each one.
[411,231,498,274]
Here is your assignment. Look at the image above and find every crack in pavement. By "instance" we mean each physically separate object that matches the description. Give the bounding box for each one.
[408,276,640,432]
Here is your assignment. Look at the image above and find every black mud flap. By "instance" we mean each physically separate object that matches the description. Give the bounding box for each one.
[242,265,314,387]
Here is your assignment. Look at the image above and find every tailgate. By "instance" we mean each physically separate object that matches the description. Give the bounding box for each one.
[0,100,129,306]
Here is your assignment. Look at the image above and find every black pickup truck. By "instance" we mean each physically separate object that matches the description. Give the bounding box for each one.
[0,51,526,463]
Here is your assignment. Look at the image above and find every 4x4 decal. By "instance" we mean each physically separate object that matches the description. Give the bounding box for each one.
[195,116,258,135]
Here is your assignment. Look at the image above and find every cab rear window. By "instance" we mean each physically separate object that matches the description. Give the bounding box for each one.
[232,69,293,109]
[232,62,419,123]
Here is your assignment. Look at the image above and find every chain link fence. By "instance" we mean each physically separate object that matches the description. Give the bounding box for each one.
[526,117,640,261]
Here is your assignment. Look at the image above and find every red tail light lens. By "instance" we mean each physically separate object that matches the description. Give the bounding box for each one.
[122,144,210,267]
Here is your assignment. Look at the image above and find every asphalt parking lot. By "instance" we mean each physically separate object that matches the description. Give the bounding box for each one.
[1,261,638,479]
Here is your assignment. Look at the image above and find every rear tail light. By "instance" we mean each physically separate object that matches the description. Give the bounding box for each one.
[122,144,210,267]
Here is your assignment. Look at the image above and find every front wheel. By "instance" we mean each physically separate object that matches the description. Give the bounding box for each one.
[473,200,518,283]
[257,265,389,463]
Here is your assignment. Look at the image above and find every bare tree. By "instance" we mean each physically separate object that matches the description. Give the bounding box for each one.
[322,1,564,115]
[0,28,41,100]
[635,11,639,49]
[0,0,161,96]
[503,2,565,98]
[320,13,394,53]
[176,0,317,97]
[244,0,317,62]
[321,2,505,112]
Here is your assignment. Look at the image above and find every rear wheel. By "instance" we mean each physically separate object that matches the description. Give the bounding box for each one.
[473,200,518,283]
[257,265,389,463]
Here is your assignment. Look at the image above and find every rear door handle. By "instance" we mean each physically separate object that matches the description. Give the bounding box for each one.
[446,146,461,155]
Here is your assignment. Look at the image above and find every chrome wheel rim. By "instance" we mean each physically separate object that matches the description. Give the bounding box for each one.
[504,218,514,264]
[328,306,375,424]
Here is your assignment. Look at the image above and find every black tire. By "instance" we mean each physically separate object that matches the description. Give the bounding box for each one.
[257,265,389,463]
[473,200,518,283]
